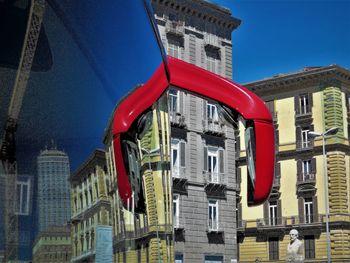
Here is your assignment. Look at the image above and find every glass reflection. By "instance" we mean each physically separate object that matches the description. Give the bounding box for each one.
[105,92,172,262]
[0,0,164,262]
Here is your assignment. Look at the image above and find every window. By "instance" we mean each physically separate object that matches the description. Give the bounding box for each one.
[269,200,278,226]
[301,128,310,148]
[304,198,313,223]
[171,139,185,178]
[16,179,31,215]
[302,160,312,181]
[269,237,279,260]
[208,147,219,183]
[204,255,223,263]
[167,37,182,59]
[207,103,218,121]
[299,94,309,115]
[175,254,183,263]
[205,49,220,74]
[208,200,218,231]
[304,235,315,259]
[173,194,179,228]
[169,89,178,113]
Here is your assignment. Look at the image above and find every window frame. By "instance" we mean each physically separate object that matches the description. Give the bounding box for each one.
[304,197,313,224]
[268,200,278,226]
[301,128,310,148]
[208,199,219,231]
[173,194,180,228]
[16,178,31,215]
[299,94,309,115]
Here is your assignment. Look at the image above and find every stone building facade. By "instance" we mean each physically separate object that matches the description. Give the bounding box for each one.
[70,149,112,262]
[151,0,241,262]
[237,65,350,262]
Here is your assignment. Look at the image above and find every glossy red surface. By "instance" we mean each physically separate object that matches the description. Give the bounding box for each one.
[112,56,275,208]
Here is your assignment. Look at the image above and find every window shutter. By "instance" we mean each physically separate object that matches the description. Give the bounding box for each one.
[277,200,282,225]
[298,197,304,224]
[203,100,207,121]
[203,146,208,171]
[180,141,186,168]
[297,159,302,182]
[311,158,316,176]
[308,93,313,112]
[219,149,224,174]
[296,126,301,149]
[275,162,281,180]
[179,91,183,114]
[263,201,269,221]
[237,167,241,184]
[295,96,300,115]
[312,196,318,223]
[275,129,279,148]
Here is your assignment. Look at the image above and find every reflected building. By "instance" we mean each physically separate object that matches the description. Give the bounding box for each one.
[237,65,350,262]
[32,225,71,263]
[151,0,241,262]
[37,146,71,232]
[70,149,112,263]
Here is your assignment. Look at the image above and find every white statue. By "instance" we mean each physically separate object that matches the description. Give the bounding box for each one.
[286,229,304,262]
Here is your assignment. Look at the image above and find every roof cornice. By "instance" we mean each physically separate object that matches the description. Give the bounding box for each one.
[243,65,350,96]
[151,0,241,32]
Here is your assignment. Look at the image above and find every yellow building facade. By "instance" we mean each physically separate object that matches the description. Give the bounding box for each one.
[70,149,112,262]
[237,65,350,262]
[104,93,173,263]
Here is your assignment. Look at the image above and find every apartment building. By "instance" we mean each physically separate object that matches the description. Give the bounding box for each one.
[237,65,350,262]
[151,0,241,262]
[32,225,71,263]
[70,149,112,262]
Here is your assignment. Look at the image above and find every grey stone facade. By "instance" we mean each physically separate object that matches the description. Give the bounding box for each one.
[151,1,241,262]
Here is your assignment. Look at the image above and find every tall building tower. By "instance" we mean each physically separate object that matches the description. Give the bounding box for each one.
[37,146,71,232]
[151,1,241,262]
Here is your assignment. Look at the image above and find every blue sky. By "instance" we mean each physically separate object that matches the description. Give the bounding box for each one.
[212,0,350,83]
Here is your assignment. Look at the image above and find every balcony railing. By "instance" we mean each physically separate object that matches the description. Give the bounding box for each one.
[203,119,225,135]
[172,166,186,179]
[165,20,185,36]
[273,176,280,186]
[207,219,219,232]
[256,217,285,227]
[297,173,316,186]
[169,111,185,127]
[296,140,313,150]
[203,171,226,185]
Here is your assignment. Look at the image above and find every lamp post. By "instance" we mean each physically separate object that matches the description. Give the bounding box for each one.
[308,127,339,263]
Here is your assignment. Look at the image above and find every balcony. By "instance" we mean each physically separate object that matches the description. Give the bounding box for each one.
[203,119,225,136]
[256,217,285,228]
[169,111,186,128]
[297,173,316,187]
[165,20,185,37]
[203,171,226,193]
[172,166,187,193]
[204,34,220,50]
[207,219,221,233]
[295,110,312,122]
[296,140,314,151]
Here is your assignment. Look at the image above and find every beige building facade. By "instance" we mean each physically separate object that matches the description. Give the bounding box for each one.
[237,65,350,262]
[70,149,112,262]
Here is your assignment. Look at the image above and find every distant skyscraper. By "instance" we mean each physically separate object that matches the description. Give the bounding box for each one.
[37,146,71,232]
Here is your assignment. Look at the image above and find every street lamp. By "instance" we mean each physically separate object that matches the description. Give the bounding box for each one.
[308,127,339,263]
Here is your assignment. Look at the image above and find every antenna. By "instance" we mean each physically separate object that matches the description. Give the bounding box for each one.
[142,0,170,81]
